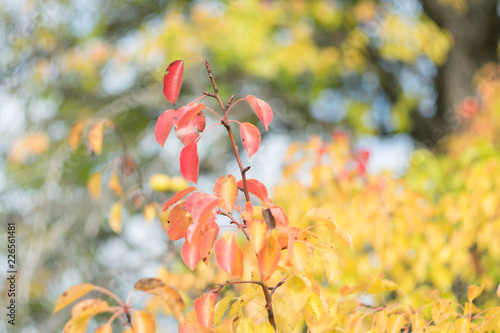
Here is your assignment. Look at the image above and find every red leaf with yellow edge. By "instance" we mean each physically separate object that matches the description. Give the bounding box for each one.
[180,141,199,183]
[194,293,215,329]
[162,186,196,212]
[181,237,202,271]
[214,234,244,277]
[95,324,112,333]
[174,104,206,145]
[163,60,184,104]
[257,234,281,281]
[269,205,288,227]
[244,95,273,131]
[213,175,237,213]
[240,122,261,159]
[53,283,95,314]
[237,179,268,204]
[304,208,352,249]
[185,192,219,243]
[155,109,175,147]
[165,202,192,240]
[247,219,269,253]
[132,310,156,333]
[68,121,84,152]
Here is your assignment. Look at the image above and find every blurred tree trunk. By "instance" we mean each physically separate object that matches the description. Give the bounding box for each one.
[414,0,500,144]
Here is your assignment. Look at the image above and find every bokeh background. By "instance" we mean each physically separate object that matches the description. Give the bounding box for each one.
[1,0,500,331]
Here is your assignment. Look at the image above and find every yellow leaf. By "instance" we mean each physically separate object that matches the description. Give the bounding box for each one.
[468,283,484,302]
[108,171,124,196]
[95,324,112,333]
[455,317,470,333]
[160,285,185,321]
[236,317,255,333]
[88,121,104,155]
[143,204,157,223]
[71,298,109,319]
[132,310,156,333]
[304,207,352,249]
[149,174,171,192]
[318,246,345,283]
[374,309,388,332]
[68,122,85,152]
[63,316,90,333]
[214,296,232,326]
[255,321,275,332]
[53,283,95,313]
[109,202,122,234]
[229,294,255,318]
[134,278,165,291]
[387,314,406,333]
[247,219,269,253]
[87,173,102,199]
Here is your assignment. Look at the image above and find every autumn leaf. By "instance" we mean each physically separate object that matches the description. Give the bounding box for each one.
[244,95,273,131]
[213,175,237,213]
[185,192,219,243]
[109,202,122,234]
[88,121,105,155]
[247,219,269,253]
[165,202,192,240]
[68,121,84,152]
[134,278,165,291]
[257,234,281,281]
[71,298,109,319]
[132,310,156,333]
[269,205,288,227]
[160,285,185,321]
[155,109,175,147]
[468,283,484,302]
[53,283,95,313]
[174,103,207,145]
[387,314,406,333]
[237,179,268,204]
[87,172,101,199]
[180,141,199,183]
[181,237,202,271]
[240,122,261,159]
[214,296,232,326]
[95,324,112,333]
[108,171,123,196]
[163,60,184,104]
[162,186,197,212]
[214,234,244,277]
[200,227,218,263]
[194,293,215,329]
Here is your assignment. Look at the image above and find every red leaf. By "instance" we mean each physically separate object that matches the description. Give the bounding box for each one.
[213,175,237,213]
[162,186,197,212]
[244,95,273,131]
[182,238,201,271]
[185,192,219,243]
[155,109,175,147]
[194,293,215,329]
[200,227,217,263]
[174,104,206,145]
[173,104,205,128]
[236,179,268,204]
[214,234,244,277]
[180,141,199,183]
[240,122,261,159]
[163,60,184,104]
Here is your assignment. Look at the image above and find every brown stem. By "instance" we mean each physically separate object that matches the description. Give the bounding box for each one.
[213,280,265,293]
[261,282,276,330]
[216,209,250,240]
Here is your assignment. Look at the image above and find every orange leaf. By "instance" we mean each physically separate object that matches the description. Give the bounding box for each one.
[200,227,218,263]
[53,283,95,313]
[244,95,273,131]
[194,293,215,329]
[108,171,123,196]
[213,175,238,213]
[305,208,352,249]
[214,234,244,277]
[181,237,202,271]
[155,109,175,147]
[237,179,268,204]
[87,173,102,200]
[71,298,109,319]
[162,186,197,212]
[163,60,184,104]
[132,310,156,333]
[240,122,261,159]
[68,121,84,152]
[257,234,281,281]
[247,219,269,253]
[269,205,288,227]
[180,141,199,183]
[165,202,192,240]
[95,324,112,333]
